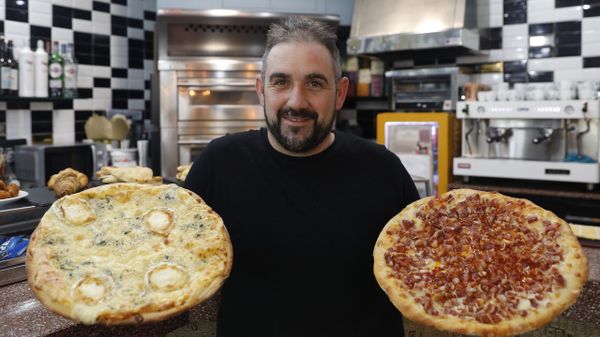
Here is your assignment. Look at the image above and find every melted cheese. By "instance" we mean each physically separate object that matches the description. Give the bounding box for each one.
[58,197,96,226]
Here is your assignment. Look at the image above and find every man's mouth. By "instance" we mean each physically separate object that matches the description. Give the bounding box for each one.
[279,109,317,125]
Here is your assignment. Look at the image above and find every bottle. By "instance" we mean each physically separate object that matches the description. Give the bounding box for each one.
[17,39,34,97]
[48,41,63,97]
[0,38,10,96]
[345,56,358,98]
[62,42,77,98]
[370,59,384,97]
[7,41,18,96]
[34,40,48,97]
[357,58,371,97]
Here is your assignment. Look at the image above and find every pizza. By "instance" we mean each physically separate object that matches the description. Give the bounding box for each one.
[373,188,588,337]
[26,183,233,325]
[96,166,163,184]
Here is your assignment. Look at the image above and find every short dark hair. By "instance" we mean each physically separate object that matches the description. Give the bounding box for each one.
[262,16,341,81]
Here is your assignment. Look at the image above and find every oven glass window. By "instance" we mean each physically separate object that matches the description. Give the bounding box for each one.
[44,146,94,183]
[181,88,259,106]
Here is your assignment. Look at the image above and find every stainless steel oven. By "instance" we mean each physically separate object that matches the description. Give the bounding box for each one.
[155,9,339,177]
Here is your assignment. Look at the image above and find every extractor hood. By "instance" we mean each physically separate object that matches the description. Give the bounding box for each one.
[347,0,479,55]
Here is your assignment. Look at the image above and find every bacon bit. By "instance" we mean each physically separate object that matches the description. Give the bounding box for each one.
[526,215,538,223]
[402,220,415,230]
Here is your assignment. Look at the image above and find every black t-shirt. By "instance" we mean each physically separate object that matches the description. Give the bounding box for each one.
[184,128,419,337]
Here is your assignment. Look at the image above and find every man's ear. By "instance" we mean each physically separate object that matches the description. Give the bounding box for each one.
[335,76,349,111]
[256,75,265,106]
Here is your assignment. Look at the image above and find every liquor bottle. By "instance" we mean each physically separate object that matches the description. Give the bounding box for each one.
[17,39,34,97]
[62,43,77,98]
[0,38,10,96]
[34,40,48,97]
[6,41,18,96]
[48,41,63,97]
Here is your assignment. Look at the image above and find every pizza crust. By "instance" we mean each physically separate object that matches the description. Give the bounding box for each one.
[373,188,588,337]
[26,183,233,325]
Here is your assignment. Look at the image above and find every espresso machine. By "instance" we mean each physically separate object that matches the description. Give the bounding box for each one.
[453,100,600,190]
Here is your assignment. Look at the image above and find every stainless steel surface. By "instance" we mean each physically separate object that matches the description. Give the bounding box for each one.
[0,257,26,287]
[347,0,479,54]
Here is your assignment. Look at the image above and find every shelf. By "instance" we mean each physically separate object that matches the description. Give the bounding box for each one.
[0,96,75,102]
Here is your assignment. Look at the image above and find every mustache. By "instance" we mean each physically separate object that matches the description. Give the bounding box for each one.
[277,108,318,120]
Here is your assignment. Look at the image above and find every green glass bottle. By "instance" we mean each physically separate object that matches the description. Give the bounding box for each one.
[48,41,63,97]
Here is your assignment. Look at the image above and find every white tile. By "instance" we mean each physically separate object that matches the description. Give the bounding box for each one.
[30,102,53,110]
[554,69,583,82]
[111,78,129,88]
[502,47,527,61]
[111,3,127,15]
[5,21,30,37]
[583,31,600,44]
[78,65,93,76]
[528,57,582,71]
[53,110,75,131]
[74,98,93,110]
[73,19,93,33]
[144,60,153,70]
[143,20,155,31]
[30,0,52,14]
[0,6,4,20]
[52,27,74,43]
[582,17,600,44]
[93,21,110,35]
[502,24,527,37]
[144,69,153,80]
[127,27,144,40]
[93,98,111,110]
[528,7,583,24]
[53,132,75,145]
[29,12,52,27]
[323,0,353,25]
[582,42,600,57]
[129,69,144,79]
[0,102,6,110]
[576,68,600,81]
[111,56,128,68]
[93,88,111,99]
[128,79,144,89]
[72,0,92,10]
[92,11,110,23]
[502,35,528,49]
[111,36,128,47]
[127,1,144,19]
[144,0,157,11]
[111,46,127,58]
[144,90,150,100]
[77,75,93,88]
[6,34,29,47]
[93,66,111,77]
[6,110,32,144]
[527,0,554,12]
[52,0,73,7]
[129,99,145,110]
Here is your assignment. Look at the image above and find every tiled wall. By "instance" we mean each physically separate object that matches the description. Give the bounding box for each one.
[455,0,600,86]
[0,0,156,144]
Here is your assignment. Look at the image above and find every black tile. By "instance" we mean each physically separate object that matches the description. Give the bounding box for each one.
[93,56,110,66]
[144,47,153,60]
[112,89,128,99]
[93,45,110,60]
[6,0,28,10]
[93,1,110,13]
[144,30,153,41]
[504,12,527,25]
[555,33,581,45]
[53,15,71,29]
[504,60,527,73]
[76,52,93,65]
[129,90,144,99]
[111,0,127,5]
[556,0,582,7]
[74,32,93,44]
[111,24,127,36]
[6,8,28,22]
[78,88,93,98]
[94,77,111,87]
[75,110,93,120]
[53,100,73,109]
[529,23,553,35]
[7,101,29,109]
[0,21,4,34]
[128,18,143,29]
[111,15,127,26]
[112,68,127,78]
[93,34,110,46]
[32,121,52,134]
[144,11,156,21]
[112,100,128,109]
[30,25,51,41]
[528,71,554,82]
[52,5,71,17]
[129,49,144,68]
[583,3,600,16]
[128,38,143,49]
[31,110,52,121]
[73,8,92,20]
[556,45,581,56]
[583,56,600,67]
[529,46,554,58]
[556,21,581,33]
[145,80,151,90]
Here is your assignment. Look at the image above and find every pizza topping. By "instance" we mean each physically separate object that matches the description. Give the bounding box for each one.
[146,262,187,292]
[384,192,566,324]
[56,197,96,226]
[74,276,112,305]
[143,208,175,235]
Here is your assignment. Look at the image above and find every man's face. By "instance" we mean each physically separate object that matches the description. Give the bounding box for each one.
[256,41,348,154]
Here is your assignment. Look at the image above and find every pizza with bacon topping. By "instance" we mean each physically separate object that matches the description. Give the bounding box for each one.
[26,183,233,325]
[374,188,588,337]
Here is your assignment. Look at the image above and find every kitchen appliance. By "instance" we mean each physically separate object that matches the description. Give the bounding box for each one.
[453,101,600,189]
[14,143,99,187]
[155,9,339,177]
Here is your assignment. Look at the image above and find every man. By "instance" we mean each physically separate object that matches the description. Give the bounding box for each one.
[184,16,419,337]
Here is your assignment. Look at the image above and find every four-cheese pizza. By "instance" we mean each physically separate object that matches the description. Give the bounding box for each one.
[374,188,588,337]
[26,183,233,325]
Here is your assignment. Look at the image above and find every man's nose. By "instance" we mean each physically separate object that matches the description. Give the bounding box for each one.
[287,84,310,110]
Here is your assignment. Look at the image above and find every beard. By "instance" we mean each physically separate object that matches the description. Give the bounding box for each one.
[264,106,335,153]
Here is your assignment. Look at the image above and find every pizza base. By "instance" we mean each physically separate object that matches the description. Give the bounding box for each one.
[374,188,588,337]
[27,183,233,325]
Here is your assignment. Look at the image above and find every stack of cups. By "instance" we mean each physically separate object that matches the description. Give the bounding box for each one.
[577,81,596,100]
[559,80,575,100]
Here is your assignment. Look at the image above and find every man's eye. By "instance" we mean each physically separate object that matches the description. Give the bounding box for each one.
[272,79,287,87]
[309,81,324,88]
